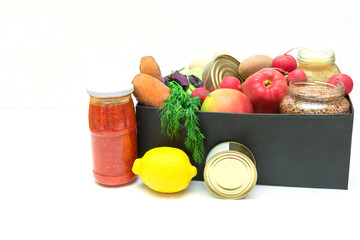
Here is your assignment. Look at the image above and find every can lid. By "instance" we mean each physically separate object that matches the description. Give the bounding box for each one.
[204,54,241,91]
[87,82,134,98]
[204,151,257,199]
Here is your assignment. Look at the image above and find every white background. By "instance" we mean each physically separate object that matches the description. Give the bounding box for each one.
[0,0,359,239]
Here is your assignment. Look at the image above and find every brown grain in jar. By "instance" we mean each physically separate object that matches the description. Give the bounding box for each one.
[280,77,350,114]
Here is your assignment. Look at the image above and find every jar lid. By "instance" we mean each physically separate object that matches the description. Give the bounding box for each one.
[87,82,134,98]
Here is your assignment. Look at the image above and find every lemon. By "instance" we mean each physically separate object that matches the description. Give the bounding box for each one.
[132,147,197,193]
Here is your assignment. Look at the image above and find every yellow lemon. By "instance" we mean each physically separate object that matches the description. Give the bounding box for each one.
[132,147,197,193]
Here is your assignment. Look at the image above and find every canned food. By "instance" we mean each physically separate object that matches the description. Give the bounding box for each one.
[202,55,241,92]
[204,142,257,199]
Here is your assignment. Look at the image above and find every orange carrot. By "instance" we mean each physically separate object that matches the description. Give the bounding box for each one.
[140,56,163,80]
[132,73,170,108]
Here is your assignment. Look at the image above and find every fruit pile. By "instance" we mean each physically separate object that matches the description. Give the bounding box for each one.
[132,49,353,115]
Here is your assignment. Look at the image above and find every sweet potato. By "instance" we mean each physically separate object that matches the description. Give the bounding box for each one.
[132,73,170,108]
[140,56,163,80]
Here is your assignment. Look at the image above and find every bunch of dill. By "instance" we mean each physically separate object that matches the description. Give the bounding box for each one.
[159,81,205,164]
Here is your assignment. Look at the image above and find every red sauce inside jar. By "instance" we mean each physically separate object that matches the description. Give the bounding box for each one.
[89,95,137,186]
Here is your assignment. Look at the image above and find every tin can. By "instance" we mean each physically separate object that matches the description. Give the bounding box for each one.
[204,142,257,199]
[201,55,242,92]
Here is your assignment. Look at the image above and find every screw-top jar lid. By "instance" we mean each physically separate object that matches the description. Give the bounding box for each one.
[87,82,134,98]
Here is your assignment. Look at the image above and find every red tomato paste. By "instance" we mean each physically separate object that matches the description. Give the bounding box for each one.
[89,97,137,186]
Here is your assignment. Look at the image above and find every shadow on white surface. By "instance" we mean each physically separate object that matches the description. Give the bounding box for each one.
[134,181,194,199]
[93,177,138,189]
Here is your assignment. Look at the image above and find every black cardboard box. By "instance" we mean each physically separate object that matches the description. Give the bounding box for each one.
[136,98,354,189]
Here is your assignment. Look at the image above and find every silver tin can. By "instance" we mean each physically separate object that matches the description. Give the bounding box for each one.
[204,142,257,199]
[202,55,242,92]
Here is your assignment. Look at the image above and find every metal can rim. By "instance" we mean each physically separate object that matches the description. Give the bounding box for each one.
[204,150,257,199]
[206,141,256,165]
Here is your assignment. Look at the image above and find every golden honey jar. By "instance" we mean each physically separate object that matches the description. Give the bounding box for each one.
[204,142,257,199]
[297,48,340,81]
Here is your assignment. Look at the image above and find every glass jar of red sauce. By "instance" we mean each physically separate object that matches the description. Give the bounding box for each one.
[88,85,137,186]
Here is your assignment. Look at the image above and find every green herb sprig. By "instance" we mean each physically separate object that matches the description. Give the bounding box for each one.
[159,81,205,164]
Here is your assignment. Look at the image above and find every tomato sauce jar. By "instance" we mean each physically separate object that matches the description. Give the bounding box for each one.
[88,85,137,186]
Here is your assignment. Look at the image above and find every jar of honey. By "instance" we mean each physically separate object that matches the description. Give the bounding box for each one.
[297,48,340,81]
[88,85,137,186]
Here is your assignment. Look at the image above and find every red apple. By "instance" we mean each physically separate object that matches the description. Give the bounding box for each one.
[241,68,288,113]
[201,88,253,113]
[220,76,241,91]
[328,73,353,96]
[287,69,307,84]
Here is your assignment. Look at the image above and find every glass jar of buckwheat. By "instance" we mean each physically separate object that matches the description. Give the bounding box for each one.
[280,77,350,114]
